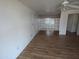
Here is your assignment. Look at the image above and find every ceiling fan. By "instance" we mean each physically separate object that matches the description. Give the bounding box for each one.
[60,0,79,11]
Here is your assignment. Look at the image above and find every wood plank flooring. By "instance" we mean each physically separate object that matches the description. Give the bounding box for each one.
[17,31,79,59]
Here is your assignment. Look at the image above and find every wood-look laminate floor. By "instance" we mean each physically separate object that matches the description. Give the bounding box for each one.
[17,31,79,59]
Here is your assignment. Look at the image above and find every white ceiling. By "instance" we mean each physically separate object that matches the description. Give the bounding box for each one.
[19,0,79,17]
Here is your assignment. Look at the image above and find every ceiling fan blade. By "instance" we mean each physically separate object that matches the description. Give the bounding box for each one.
[70,1,79,5]
[67,4,79,9]
[62,0,69,5]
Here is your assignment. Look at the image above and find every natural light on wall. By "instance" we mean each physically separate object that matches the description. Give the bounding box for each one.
[45,18,55,25]
[45,18,55,36]
[45,18,55,29]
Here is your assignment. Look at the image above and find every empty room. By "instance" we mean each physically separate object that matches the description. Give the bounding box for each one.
[0,0,79,59]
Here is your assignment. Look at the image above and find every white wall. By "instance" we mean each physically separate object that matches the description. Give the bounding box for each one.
[67,14,79,32]
[59,10,79,35]
[77,23,79,35]
[67,14,73,32]
[54,18,60,31]
[59,11,68,35]
[0,0,39,59]
[38,18,60,31]
[77,16,79,35]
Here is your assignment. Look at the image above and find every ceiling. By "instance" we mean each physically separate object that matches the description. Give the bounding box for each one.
[19,0,79,17]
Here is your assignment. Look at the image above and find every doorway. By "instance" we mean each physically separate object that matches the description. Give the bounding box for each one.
[67,14,79,36]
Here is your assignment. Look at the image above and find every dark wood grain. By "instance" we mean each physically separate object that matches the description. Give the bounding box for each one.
[17,31,79,59]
